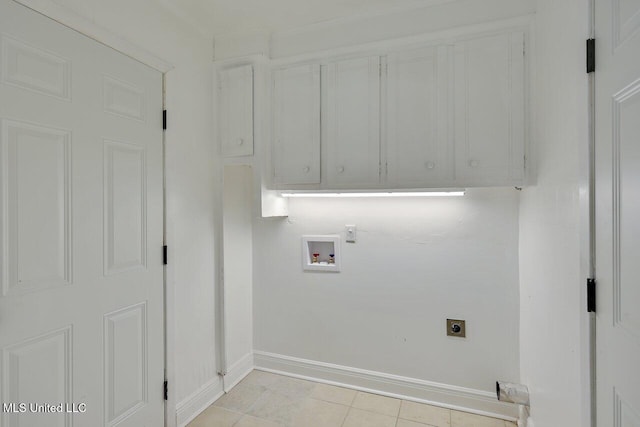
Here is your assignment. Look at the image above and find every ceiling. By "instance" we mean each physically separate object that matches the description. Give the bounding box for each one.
[159,0,452,38]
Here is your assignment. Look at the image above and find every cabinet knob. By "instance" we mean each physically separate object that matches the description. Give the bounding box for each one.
[469,159,479,168]
[425,161,435,170]
[337,166,345,173]
[303,166,310,173]
[235,138,244,146]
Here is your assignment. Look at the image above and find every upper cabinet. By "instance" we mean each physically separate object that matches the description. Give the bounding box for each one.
[218,64,254,157]
[324,56,381,188]
[272,63,321,185]
[385,46,452,187]
[267,28,528,190]
[453,32,525,185]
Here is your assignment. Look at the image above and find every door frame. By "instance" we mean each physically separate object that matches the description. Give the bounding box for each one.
[8,1,176,425]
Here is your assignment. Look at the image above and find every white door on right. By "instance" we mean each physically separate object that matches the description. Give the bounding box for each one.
[595,0,640,425]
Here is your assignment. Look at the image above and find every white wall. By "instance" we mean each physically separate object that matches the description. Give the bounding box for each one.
[270,0,535,58]
[222,165,254,387]
[17,1,220,425]
[214,0,535,61]
[518,0,590,425]
[253,189,520,396]
[244,5,533,415]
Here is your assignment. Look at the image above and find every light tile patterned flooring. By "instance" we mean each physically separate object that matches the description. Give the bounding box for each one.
[188,370,517,427]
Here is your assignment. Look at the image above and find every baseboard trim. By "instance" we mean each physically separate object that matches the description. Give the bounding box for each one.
[224,352,254,392]
[176,376,224,427]
[253,350,518,421]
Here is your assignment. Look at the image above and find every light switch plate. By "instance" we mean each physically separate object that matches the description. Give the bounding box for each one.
[345,225,356,242]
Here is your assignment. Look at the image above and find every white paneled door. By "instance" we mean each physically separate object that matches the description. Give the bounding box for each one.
[595,0,640,425]
[0,1,164,426]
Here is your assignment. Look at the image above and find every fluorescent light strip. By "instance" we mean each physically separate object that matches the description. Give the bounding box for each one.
[280,191,465,198]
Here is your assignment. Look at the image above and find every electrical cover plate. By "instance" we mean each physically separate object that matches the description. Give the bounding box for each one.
[345,225,356,243]
[447,319,466,338]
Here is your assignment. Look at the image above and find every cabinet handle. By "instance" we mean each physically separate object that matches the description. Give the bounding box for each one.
[469,159,479,168]
[303,166,310,173]
[425,161,435,170]
[337,166,345,173]
[235,138,244,146]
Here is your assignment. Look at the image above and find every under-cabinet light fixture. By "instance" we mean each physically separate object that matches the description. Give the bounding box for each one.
[280,191,465,198]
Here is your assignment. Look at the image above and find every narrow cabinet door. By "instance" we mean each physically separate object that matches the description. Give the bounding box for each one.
[325,56,380,187]
[453,32,525,185]
[386,46,451,186]
[272,64,321,184]
[218,64,254,157]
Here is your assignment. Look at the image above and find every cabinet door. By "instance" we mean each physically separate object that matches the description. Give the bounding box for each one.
[272,64,321,185]
[218,64,254,157]
[324,56,381,187]
[453,32,525,184]
[386,46,451,186]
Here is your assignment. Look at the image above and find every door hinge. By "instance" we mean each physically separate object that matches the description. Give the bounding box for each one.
[164,380,168,401]
[587,278,596,312]
[163,110,167,130]
[586,38,595,73]
[163,245,168,265]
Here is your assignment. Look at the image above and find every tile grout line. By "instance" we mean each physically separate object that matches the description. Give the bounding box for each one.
[394,399,402,418]
[394,399,402,427]
[340,405,354,427]
[347,389,357,407]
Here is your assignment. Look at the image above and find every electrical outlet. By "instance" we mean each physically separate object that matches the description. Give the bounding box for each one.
[447,319,466,338]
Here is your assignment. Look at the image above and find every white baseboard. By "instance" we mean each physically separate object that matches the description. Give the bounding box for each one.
[176,376,224,427]
[224,352,255,392]
[253,350,519,421]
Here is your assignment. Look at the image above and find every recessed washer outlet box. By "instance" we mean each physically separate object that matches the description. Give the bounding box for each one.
[447,319,466,338]
[302,235,341,272]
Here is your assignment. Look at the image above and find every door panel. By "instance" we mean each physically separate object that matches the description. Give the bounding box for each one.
[595,0,640,424]
[612,0,640,49]
[2,120,72,294]
[324,56,380,187]
[103,140,147,275]
[104,303,148,426]
[613,81,640,340]
[386,46,451,186]
[272,63,321,185]
[0,1,164,426]
[453,32,525,185]
[2,326,72,427]
[218,64,254,157]
[1,34,72,100]
[103,75,147,122]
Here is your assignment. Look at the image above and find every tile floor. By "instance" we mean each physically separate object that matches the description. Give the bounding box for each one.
[188,371,517,427]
